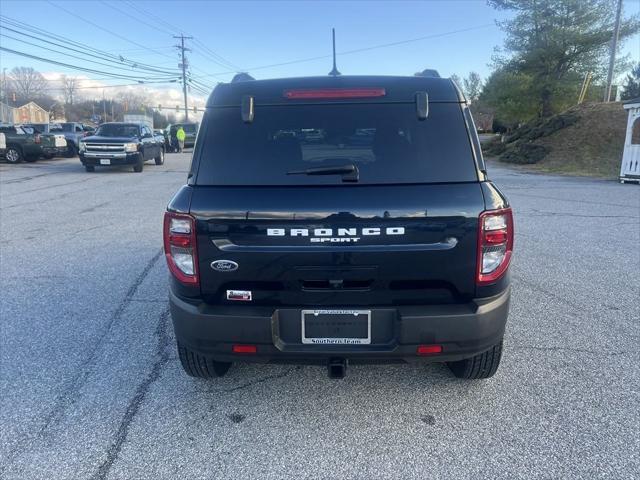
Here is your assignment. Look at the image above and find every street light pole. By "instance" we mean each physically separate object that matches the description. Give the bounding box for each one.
[604,0,623,102]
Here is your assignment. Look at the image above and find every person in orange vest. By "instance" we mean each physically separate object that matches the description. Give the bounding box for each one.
[176,126,186,153]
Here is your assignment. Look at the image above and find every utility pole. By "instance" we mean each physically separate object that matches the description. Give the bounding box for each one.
[102,90,107,121]
[604,0,623,102]
[174,34,193,121]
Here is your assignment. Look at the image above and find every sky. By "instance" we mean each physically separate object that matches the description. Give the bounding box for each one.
[1,0,639,108]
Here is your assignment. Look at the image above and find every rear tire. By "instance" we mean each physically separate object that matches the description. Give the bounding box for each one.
[85,165,95,172]
[447,340,503,379]
[177,342,231,378]
[154,148,164,165]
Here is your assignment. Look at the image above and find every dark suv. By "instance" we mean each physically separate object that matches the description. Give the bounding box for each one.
[164,75,513,380]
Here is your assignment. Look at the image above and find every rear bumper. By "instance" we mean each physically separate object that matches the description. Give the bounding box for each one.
[80,152,141,166]
[170,287,510,364]
[42,146,66,156]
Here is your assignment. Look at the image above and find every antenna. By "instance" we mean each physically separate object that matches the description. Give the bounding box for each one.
[328,28,341,76]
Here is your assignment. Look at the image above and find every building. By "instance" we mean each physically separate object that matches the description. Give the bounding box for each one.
[13,101,48,123]
[0,102,15,123]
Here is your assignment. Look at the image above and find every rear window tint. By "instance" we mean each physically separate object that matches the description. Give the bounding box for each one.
[195,103,476,185]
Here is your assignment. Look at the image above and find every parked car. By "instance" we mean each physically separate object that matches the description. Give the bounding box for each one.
[78,122,164,172]
[21,123,68,158]
[166,122,198,151]
[0,131,6,158]
[153,129,166,149]
[164,74,513,380]
[0,124,56,163]
[49,122,88,157]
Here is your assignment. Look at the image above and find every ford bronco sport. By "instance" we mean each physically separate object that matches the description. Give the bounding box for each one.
[164,75,513,380]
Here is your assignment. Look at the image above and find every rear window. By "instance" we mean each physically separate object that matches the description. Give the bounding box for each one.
[194,103,477,185]
[50,123,72,132]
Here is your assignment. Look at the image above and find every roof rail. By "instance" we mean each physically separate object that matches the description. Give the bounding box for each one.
[231,72,255,83]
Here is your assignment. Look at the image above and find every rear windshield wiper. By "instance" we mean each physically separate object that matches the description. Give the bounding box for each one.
[286,164,359,182]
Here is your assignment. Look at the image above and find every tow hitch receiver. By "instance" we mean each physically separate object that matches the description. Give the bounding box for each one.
[328,358,347,379]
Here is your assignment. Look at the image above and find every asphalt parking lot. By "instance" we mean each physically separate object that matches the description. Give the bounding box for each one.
[1,153,639,480]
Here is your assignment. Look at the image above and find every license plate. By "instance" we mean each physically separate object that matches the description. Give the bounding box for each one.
[99,159,111,165]
[301,309,371,345]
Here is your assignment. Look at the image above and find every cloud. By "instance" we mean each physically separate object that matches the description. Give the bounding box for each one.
[41,71,209,108]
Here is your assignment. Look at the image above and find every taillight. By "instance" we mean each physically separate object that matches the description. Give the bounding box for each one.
[283,88,386,99]
[477,208,514,285]
[34,134,41,144]
[163,211,198,286]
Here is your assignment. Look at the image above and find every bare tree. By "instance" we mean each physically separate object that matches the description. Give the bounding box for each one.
[8,67,48,102]
[61,75,78,105]
[117,90,150,113]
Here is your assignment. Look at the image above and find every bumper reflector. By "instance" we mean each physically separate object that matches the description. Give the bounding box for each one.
[232,344,257,354]
[417,345,443,355]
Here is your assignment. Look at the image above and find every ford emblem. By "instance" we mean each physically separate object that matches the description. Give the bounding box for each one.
[211,260,239,272]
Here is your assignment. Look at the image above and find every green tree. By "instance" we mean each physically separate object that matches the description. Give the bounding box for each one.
[463,72,483,102]
[479,69,539,128]
[620,63,640,100]
[489,0,639,117]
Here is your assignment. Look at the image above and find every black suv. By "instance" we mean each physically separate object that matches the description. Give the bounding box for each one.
[164,75,513,380]
[79,122,164,172]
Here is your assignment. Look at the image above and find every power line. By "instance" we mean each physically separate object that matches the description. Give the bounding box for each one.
[0,46,179,81]
[0,31,179,79]
[0,15,181,75]
[192,23,495,79]
[41,80,179,91]
[113,1,241,74]
[122,0,181,35]
[44,0,177,61]
[99,0,175,37]
[192,38,242,71]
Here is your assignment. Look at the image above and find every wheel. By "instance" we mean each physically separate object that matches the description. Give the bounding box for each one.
[5,146,23,163]
[154,148,164,165]
[85,165,95,172]
[447,340,503,379]
[65,143,77,158]
[177,342,231,378]
[133,160,144,173]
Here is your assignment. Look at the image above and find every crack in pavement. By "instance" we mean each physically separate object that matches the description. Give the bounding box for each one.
[0,248,164,474]
[222,366,301,393]
[2,176,101,197]
[90,307,171,480]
